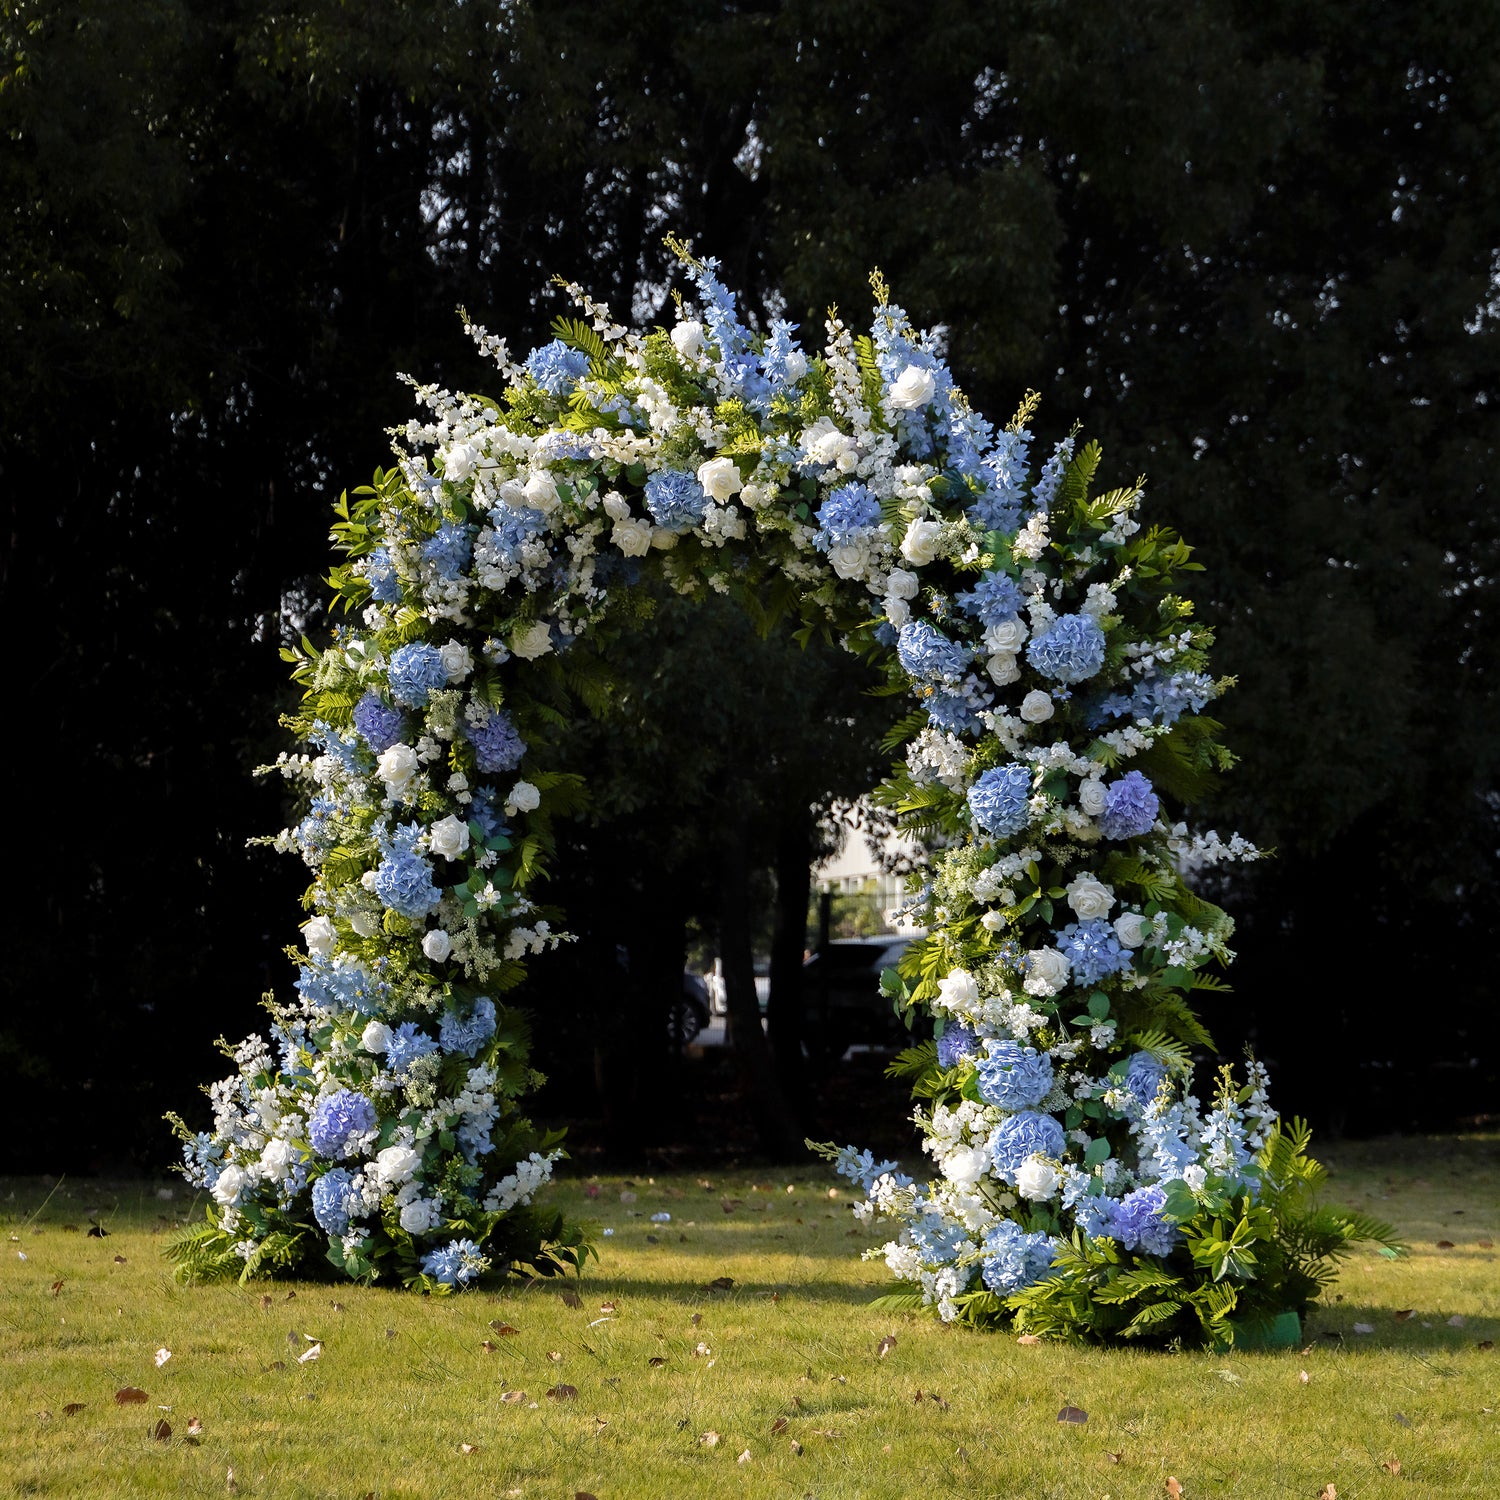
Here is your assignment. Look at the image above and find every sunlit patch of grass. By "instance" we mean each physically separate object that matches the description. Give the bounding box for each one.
[2,1137,1496,1498]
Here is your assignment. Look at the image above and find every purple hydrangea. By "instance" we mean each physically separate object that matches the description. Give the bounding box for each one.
[422,522,473,581]
[1057,919,1133,986]
[311,1167,357,1234]
[980,1219,1059,1292]
[644,468,709,531]
[371,847,440,919]
[387,643,449,709]
[936,1022,978,1069]
[815,482,882,549]
[1026,613,1107,684]
[352,693,405,754]
[1098,771,1160,840]
[897,620,970,684]
[1104,1185,1181,1258]
[967,763,1033,838]
[364,546,402,604]
[421,1237,487,1286]
[438,996,497,1058]
[955,571,1024,626]
[1123,1051,1167,1107]
[308,1089,378,1159]
[975,1041,1055,1111]
[525,339,590,395]
[989,1110,1067,1182]
[385,1021,439,1079]
[467,708,527,775]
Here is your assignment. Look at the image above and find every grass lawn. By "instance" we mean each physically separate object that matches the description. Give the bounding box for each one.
[2,1136,1497,1499]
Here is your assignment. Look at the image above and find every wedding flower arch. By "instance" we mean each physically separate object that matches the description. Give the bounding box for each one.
[172,246,1391,1342]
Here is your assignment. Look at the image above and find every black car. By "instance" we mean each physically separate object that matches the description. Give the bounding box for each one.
[801,936,919,1061]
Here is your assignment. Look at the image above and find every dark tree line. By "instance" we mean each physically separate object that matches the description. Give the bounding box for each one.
[3,0,1495,1169]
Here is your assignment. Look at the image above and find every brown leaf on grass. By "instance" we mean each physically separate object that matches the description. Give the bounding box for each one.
[384,1328,396,1339]
[1317,1486,1337,1500]
[576,1493,600,1500]
[559,1289,583,1309]
[50,1279,64,1296]
[699,1430,720,1448]
[1057,1406,1088,1425]
[648,1357,667,1368]
[720,1199,742,1214]
[1299,1370,1311,1384]
[1478,1339,1494,1351]
[259,1295,272,1312]
[737,1449,751,1464]
[877,1334,897,1359]
[691,1312,703,1326]
[153,1419,172,1441]
[1436,1240,1455,1249]
[330,1302,345,1313]
[1016,1333,1042,1346]
[113,1255,127,1264]
[546,1384,578,1402]
[481,1341,497,1354]
[115,1388,149,1405]
[705,1275,735,1292]
[500,1390,527,1404]
[187,1417,203,1437]
[1478,1239,1494,1249]
[600,1300,617,1313]
[771,1417,789,1434]
[546,1350,563,1362]
[87,1223,108,1238]
[489,1321,519,1336]
[1381,1460,1402,1475]
[63,1403,86,1416]
[226,1467,238,1494]
[459,1443,478,1454]
[1394,1309,1415,1322]
[1165,1480,1183,1499]
[284,1290,296,1301]
[790,1440,804,1456]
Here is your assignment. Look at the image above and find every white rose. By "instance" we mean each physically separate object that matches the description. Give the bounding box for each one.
[782,349,808,383]
[696,456,741,500]
[443,441,481,482]
[935,968,980,1014]
[506,780,541,814]
[1182,1164,1208,1193]
[428,815,470,861]
[211,1164,246,1206]
[361,1020,391,1054]
[649,527,679,549]
[1113,912,1149,949]
[1024,947,1071,997]
[900,518,945,566]
[670,320,704,358]
[398,1198,434,1234]
[1066,875,1115,922]
[808,423,853,468]
[601,490,631,521]
[511,621,553,659]
[611,517,652,556]
[301,915,335,957]
[1019,689,1054,724]
[889,364,937,410]
[377,743,420,790]
[943,1146,989,1188]
[437,642,472,682]
[885,568,920,601]
[497,477,530,509]
[260,1138,297,1178]
[375,1144,422,1189]
[980,909,1007,932]
[984,617,1029,654]
[1079,779,1108,817]
[421,928,453,963]
[987,653,1020,687]
[523,471,559,513]
[885,597,911,628]
[828,541,873,580]
[1015,1156,1060,1202]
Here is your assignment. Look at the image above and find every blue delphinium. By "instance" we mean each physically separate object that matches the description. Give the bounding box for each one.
[980,1219,1059,1292]
[308,1089,378,1159]
[1104,1184,1181,1257]
[897,620,970,684]
[422,522,473,581]
[311,1167,357,1234]
[975,1041,1054,1111]
[815,482,882,549]
[989,1111,1067,1182]
[936,1022,978,1069]
[421,1237,488,1287]
[386,1021,439,1079]
[758,318,806,396]
[352,693,405,754]
[364,545,402,604]
[439,996,497,1058]
[967,763,1032,838]
[371,845,440,919]
[1098,771,1160,840]
[1057,919,1133,986]
[644,468,709,530]
[1026,613,1107,684]
[467,708,527,774]
[955,571,1024,627]
[684,254,754,360]
[1122,1051,1167,1107]
[387,643,449,709]
[525,339,590,395]
[1030,435,1075,513]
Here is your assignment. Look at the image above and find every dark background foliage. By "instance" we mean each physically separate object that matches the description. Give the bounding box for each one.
[3,0,1495,1171]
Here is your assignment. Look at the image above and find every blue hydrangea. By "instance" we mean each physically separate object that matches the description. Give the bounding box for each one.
[308,1089,378,1159]
[486,505,547,566]
[644,468,709,531]
[967,763,1033,838]
[1026,613,1107,684]
[457,1121,493,1161]
[387,643,448,709]
[955,572,1024,626]
[1071,1194,1115,1239]
[364,546,402,604]
[936,1022,978,1069]
[1104,1185,1181,1258]
[385,1021,439,1079]
[421,1237,487,1286]
[352,693,405,754]
[311,1167,357,1234]
[975,1042,1055,1111]
[469,786,508,841]
[1056,919,1133,986]
[467,708,527,774]
[439,996,497,1058]
[967,490,1025,535]
[422,522,473,581]
[1098,771,1160,840]
[980,1219,1059,1292]
[296,957,387,1017]
[1123,1051,1167,1106]
[926,688,988,735]
[525,339,591,395]
[989,1111,1067,1182]
[897,620,970,684]
[909,1214,972,1265]
[815,482,882,549]
[308,720,361,771]
[371,847,440,919]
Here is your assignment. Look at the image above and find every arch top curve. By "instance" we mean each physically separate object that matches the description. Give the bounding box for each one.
[174,248,1369,1338]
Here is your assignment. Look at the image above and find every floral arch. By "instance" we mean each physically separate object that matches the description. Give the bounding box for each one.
[172,247,1390,1343]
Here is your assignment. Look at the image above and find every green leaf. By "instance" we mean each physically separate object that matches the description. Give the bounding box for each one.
[1087,991,1111,1020]
[1083,1138,1112,1167]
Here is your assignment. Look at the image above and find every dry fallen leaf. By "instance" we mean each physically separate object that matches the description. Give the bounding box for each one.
[297,1342,322,1364]
[576,1493,600,1500]
[1299,1370,1311,1384]
[877,1334,897,1359]
[546,1384,578,1402]
[50,1280,64,1297]
[721,1199,742,1214]
[771,1417,789,1434]
[489,1321,519,1336]
[187,1417,203,1437]
[153,1419,172,1441]
[1436,1240,1455,1249]
[63,1403,86,1417]
[648,1356,667,1368]
[1106,1450,1123,1464]
[1394,1412,1412,1427]
[481,1341,497,1354]
[559,1289,583,1309]
[1479,1240,1494,1249]
[1166,1480,1183,1499]
[226,1467,238,1494]
[699,1430,720,1448]
[154,1348,172,1368]
[283,1290,296,1301]
[1393,1309,1415,1322]
[113,1255,127,1265]
[1016,1333,1042,1346]
[1478,1339,1494,1351]
[737,1450,751,1464]
[1057,1405,1088,1425]
[705,1276,735,1292]
[1352,1322,1375,1335]
[1317,1486,1336,1500]
[500,1390,526,1404]
[259,1295,272,1312]
[600,1300,617,1313]
[330,1302,345,1313]
[459,1443,478,1454]
[790,1439,804,1456]
[1381,1459,1402,1475]
[546,1350,563,1362]
[115,1388,149,1405]
[691,1312,703,1327]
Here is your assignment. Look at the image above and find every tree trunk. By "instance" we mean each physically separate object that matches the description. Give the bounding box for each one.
[766,799,811,1101]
